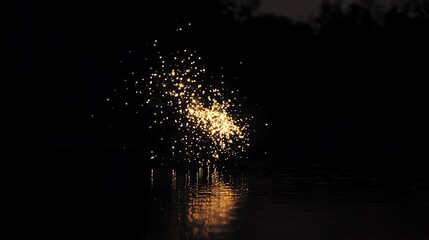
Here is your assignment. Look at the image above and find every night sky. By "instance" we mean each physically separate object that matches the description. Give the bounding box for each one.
[4,0,429,163]
[4,0,429,164]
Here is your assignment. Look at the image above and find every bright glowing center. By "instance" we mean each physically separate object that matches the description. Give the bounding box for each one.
[186,99,243,151]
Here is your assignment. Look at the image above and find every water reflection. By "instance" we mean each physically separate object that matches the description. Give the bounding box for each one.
[149,166,247,240]
[146,163,429,240]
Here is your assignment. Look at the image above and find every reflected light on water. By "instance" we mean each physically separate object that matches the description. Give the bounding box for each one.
[187,168,245,238]
[149,166,247,239]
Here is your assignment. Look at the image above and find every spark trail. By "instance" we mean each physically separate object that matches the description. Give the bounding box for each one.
[109,40,251,163]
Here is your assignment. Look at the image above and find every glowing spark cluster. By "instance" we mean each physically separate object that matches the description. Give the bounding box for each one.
[110,40,251,162]
[186,99,246,152]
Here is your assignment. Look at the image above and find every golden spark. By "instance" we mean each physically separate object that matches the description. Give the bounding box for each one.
[110,44,251,162]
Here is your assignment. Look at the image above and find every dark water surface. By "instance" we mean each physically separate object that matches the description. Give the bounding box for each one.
[119,161,429,240]
[6,146,429,239]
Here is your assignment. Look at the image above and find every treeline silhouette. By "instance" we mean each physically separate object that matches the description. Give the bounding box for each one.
[6,0,429,171]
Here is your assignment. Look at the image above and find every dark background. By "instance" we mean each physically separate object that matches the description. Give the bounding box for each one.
[4,0,429,239]
[6,0,429,167]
